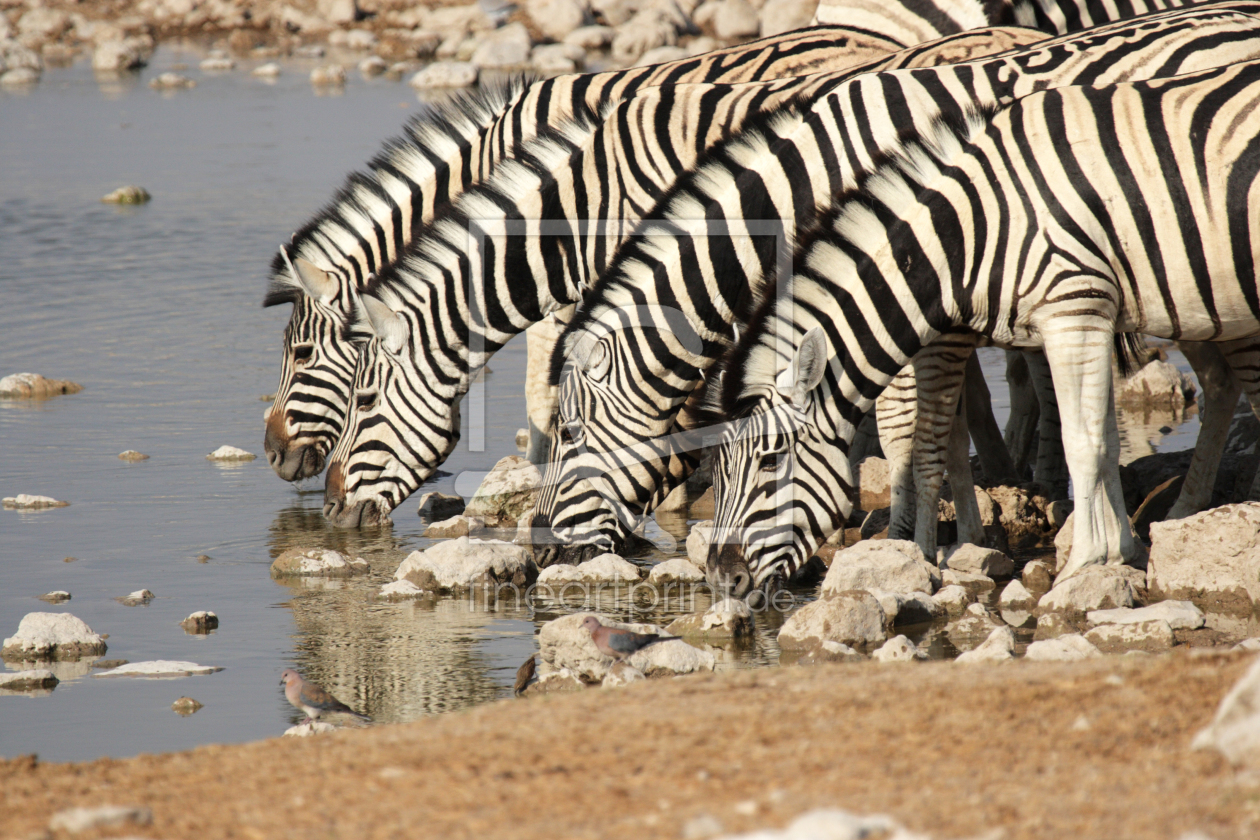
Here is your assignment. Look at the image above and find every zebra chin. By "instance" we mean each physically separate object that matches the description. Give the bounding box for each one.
[527,511,620,568]
[263,411,328,482]
[322,460,394,528]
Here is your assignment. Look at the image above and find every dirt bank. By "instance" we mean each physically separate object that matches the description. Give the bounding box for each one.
[4,650,1259,839]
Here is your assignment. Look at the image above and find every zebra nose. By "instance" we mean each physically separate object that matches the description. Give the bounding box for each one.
[707,543,752,598]
[324,460,347,506]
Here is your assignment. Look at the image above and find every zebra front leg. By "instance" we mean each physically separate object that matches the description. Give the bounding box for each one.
[910,338,974,561]
[1169,341,1240,519]
[1043,324,1134,582]
[1218,338,1260,502]
[963,352,1019,485]
[877,367,919,540]
[948,395,984,550]
[1004,349,1039,477]
[1025,350,1069,500]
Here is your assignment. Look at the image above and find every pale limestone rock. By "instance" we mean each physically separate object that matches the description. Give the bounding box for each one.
[48,806,152,834]
[180,611,218,633]
[0,67,39,85]
[310,64,347,85]
[252,62,281,76]
[666,598,753,643]
[648,557,706,585]
[94,660,223,677]
[18,8,69,41]
[522,665,587,696]
[931,584,973,617]
[527,0,588,40]
[538,613,712,682]
[377,579,427,599]
[797,640,865,664]
[417,491,465,519]
[463,454,540,525]
[863,589,937,625]
[987,484,1055,550]
[118,450,149,461]
[759,0,818,36]
[1037,566,1136,616]
[602,661,646,687]
[821,540,939,597]
[1116,359,1195,411]
[171,696,203,715]
[632,639,715,677]
[471,22,532,68]
[150,71,196,88]
[270,548,368,578]
[394,538,537,592]
[531,42,584,74]
[956,626,1016,663]
[199,56,234,70]
[940,568,995,599]
[999,579,1035,613]
[0,669,58,691]
[92,40,148,71]
[712,0,759,38]
[1086,600,1204,630]
[515,427,530,449]
[38,591,70,604]
[855,456,891,511]
[116,589,155,606]
[1022,559,1053,594]
[564,25,614,48]
[612,12,677,63]
[777,591,889,651]
[3,494,69,509]
[943,543,1014,578]
[423,514,486,539]
[318,0,359,23]
[2,613,106,660]
[536,552,641,583]
[1148,503,1260,614]
[358,55,388,77]
[1084,619,1174,654]
[284,721,339,736]
[1024,634,1101,661]
[687,520,715,568]
[206,445,255,461]
[1193,654,1260,764]
[635,44,688,65]
[871,634,926,663]
[948,603,1005,650]
[1033,612,1079,641]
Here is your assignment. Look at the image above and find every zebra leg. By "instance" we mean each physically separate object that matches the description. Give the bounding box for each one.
[877,366,919,540]
[1168,341,1240,519]
[910,338,975,560]
[1043,325,1135,581]
[963,352,1020,485]
[949,394,985,549]
[1004,349,1039,477]
[1025,350,1069,500]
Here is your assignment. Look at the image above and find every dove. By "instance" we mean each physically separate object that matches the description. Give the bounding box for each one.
[280,669,370,724]
[514,654,536,697]
[581,616,662,661]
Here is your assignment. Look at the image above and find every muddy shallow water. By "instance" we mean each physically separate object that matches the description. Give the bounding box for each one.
[0,50,1203,763]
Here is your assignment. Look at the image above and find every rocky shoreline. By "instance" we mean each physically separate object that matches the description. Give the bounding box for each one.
[0,0,814,88]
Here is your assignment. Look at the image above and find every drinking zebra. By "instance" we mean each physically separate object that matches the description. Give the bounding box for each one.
[319,27,1046,527]
[534,6,1260,565]
[705,61,1260,597]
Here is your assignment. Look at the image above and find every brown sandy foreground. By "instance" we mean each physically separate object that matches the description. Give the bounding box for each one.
[6,652,1260,840]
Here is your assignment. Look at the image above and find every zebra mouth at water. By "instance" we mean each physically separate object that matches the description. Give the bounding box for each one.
[323,495,394,529]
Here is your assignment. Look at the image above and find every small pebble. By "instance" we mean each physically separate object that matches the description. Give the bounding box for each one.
[207,445,256,461]
[180,611,219,633]
[171,696,203,715]
[310,64,346,86]
[102,186,150,204]
[199,56,235,71]
[116,589,155,606]
[118,450,150,461]
[293,45,326,58]
[252,63,281,77]
[38,591,71,603]
[3,494,69,509]
[196,554,211,563]
[149,72,195,89]
[63,556,78,563]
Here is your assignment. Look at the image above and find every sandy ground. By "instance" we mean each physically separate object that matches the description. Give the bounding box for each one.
[4,650,1260,840]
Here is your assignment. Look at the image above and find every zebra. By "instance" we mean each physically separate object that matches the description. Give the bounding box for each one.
[317,27,1047,527]
[704,60,1260,598]
[260,23,949,483]
[535,5,1260,566]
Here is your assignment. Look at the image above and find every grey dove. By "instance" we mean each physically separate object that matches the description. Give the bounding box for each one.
[280,669,370,724]
[581,616,662,661]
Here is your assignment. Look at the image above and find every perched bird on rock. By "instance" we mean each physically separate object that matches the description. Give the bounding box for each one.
[581,616,662,661]
[514,653,537,697]
[280,669,370,724]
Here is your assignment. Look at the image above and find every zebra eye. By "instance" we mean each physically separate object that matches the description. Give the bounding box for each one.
[760,451,786,472]
[355,390,378,412]
[559,421,583,446]
[292,344,314,367]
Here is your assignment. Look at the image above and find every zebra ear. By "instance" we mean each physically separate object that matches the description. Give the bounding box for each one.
[362,295,407,354]
[775,327,828,406]
[288,254,338,303]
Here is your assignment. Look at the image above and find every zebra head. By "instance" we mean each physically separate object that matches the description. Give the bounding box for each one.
[321,281,463,528]
[263,246,361,482]
[532,307,708,566]
[707,327,852,598]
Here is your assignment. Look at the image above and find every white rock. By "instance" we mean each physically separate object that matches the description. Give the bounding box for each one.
[635,44,688,65]
[199,56,234,71]
[1116,359,1195,409]
[471,22,532,69]
[564,25,615,49]
[284,721,339,737]
[417,491,465,519]
[394,537,537,592]
[943,543,1014,578]
[359,55,388,77]
[999,579,1035,612]
[1086,600,1204,630]
[252,62,281,76]
[0,67,39,85]
[1193,654,1260,764]
[94,660,223,677]
[602,661,646,687]
[377,579,427,599]
[666,598,754,642]
[649,557,706,584]
[1236,638,1260,652]
[117,588,155,605]
[92,40,148,71]
[1038,566,1136,615]
[854,456,891,511]
[631,636,715,677]
[3,494,68,509]
[778,591,889,650]
[515,427,530,449]
[180,611,219,633]
[538,612,711,682]
[310,64,346,85]
[464,454,541,524]
[318,0,359,23]
[956,626,1016,663]
[948,603,1004,649]
[683,521,714,569]
[941,568,996,598]
[48,806,152,834]
[527,0,588,40]
[712,0,759,38]
[38,591,71,604]
[344,29,379,50]
[18,8,69,40]
[0,669,58,691]
[270,548,369,578]
[101,185,150,204]
[423,514,486,539]
[1084,619,1174,654]
[612,13,677,64]
[537,552,642,583]
[409,60,478,88]
[531,42,584,74]
[0,372,80,398]
[931,584,974,617]
[118,450,149,461]
[206,445,255,461]
[1024,634,1101,661]
[871,634,926,663]
[821,540,940,596]
[758,0,818,36]
[1149,503,1260,613]
[2,612,106,660]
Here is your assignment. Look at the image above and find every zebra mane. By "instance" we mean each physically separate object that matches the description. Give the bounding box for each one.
[716,106,996,419]
[263,75,533,308]
[550,96,819,387]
